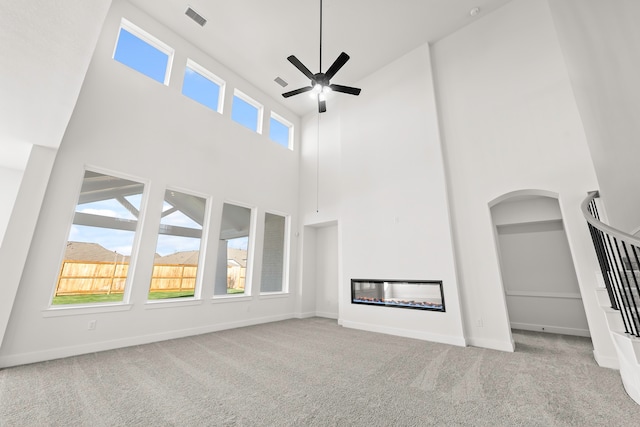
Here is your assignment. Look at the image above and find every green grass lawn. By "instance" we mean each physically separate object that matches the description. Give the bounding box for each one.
[51,294,125,305]
[147,291,195,300]
[52,291,195,305]
[51,289,245,305]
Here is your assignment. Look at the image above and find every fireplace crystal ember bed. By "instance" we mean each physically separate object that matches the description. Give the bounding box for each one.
[351,279,445,312]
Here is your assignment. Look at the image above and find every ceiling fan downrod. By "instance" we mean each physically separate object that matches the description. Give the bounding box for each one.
[281,0,361,113]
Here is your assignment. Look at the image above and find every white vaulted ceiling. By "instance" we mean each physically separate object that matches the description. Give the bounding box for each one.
[0,0,514,172]
[0,0,111,168]
[127,0,513,116]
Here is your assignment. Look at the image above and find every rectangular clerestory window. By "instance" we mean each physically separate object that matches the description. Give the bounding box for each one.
[52,170,145,306]
[232,90,263,133]
[113,18,174,85]
[182,59,225,113]
[148,189,208,301]
[269,113,293,149]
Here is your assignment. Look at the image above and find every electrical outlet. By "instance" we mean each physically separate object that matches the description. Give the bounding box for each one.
[88,320,97,330]
[476,318,483,327]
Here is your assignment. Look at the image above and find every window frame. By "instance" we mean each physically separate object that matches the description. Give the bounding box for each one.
[46,167,150,312]
[231,89,264,134]
[182,59,226,114]
[213,200,257,299]
[268,112,294,150]
[146,186,212,304]
[259,210,291,295]
[113,18,175,85]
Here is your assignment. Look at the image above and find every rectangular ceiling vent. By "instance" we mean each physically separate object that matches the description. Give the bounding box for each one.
[274,77,288,88]
[185,7,207,27]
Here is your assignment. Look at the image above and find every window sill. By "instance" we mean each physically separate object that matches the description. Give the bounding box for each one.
[211,295,252,303]
[259,292,290,300]
[144,299,203,310]
[42,303,133,317]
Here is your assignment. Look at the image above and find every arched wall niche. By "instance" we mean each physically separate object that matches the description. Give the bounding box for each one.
[489,189,591,339]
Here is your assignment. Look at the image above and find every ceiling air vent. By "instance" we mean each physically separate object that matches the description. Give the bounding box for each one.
[185,7,207,27]
[274,77,288,88]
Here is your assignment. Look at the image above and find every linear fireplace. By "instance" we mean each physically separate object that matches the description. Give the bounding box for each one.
[351,279,445,312]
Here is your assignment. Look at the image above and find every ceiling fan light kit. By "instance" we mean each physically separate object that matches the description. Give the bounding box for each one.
[282,0,361,113]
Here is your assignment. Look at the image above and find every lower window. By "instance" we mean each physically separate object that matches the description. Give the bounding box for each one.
[260,213,288,292]
[215,203,253,295]
[148,189,207,300]
[52,171,145,305]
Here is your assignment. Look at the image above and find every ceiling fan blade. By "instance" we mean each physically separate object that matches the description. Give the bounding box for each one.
[319,97,327,113]
[287,55,315,80]
[282,86,313,98]
[329,84,361,96]
[325,52,350,80]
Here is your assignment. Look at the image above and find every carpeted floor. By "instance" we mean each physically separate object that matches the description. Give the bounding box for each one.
[1,317,639,426]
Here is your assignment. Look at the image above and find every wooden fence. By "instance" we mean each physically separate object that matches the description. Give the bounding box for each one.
[55,260,198,296]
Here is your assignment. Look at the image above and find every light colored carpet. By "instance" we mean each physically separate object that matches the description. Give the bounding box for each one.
[1,317,638,426]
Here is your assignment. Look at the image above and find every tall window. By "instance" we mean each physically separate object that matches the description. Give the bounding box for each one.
[269,113,293,149]
[52,171,145,305]
[215,203,253,296]
[182,60,225,113]
[148,190,207,300]
[113,19,174,84]
[232,90,262,133]
[260,213,288,293]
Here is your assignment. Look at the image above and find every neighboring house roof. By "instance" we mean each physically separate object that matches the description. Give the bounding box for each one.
[65,242,244,268]
[156,250,200,265]
[227,248,247,268]
[64,241,130,262]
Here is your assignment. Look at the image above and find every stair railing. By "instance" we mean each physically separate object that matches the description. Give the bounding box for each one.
[582,191,640,337]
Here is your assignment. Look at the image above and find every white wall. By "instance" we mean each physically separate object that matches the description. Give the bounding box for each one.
[432,0,616,364]
[0,0,301,367]
[0,167,24,245]
[299,112,342,226]
[548,0,640,233]
[315,224,339,318]
[0,0,111,354]
[319,44,466,346]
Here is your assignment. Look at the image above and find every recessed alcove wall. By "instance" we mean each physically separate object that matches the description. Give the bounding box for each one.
[491,194,590,337]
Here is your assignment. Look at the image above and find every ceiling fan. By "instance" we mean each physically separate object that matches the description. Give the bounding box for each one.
[282,0,361,113]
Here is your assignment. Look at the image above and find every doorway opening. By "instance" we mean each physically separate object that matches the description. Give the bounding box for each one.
[300,222,339,319]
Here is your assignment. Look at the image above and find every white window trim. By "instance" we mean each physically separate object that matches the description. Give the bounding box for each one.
[260,210,291,295]
[233,89,264,134]
[148,186,212,302]
[42,303,133,318]
[211,295,253,303]
[184,59,226,114]
[144,299,204,309]
[45,166,150,311]
[269,112,294,150]
[215,200,257,297]
[114,18,175,85]
[259,292,290,299]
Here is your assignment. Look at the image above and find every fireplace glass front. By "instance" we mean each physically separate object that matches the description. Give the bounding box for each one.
[351,279,445,312]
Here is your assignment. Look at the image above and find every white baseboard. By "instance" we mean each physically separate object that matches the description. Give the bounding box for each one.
[294,311,316,319]
[593,349,620,370]
[314,311,338,319]
[341,319,466,347]
[0,313,295,368]
[294,311,338,320]
[466,336,515,352]
[510,322,591,337]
